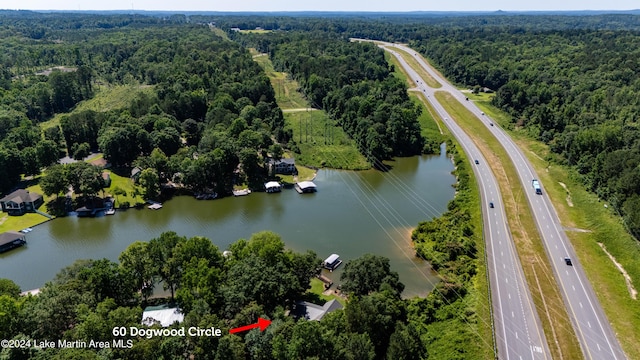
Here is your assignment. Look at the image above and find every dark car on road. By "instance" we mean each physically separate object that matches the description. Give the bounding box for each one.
[489,202,494,208]
[475,159,479,164]
[564,257,572,266]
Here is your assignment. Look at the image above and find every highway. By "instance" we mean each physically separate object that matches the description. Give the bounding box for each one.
[375,42,551,360]
[382,42,626,360]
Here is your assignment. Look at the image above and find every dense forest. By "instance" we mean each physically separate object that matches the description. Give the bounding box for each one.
[215,13,640,238]
[0,14,286,198]
[411,28,640,238]
[0,228,484,359]
[237,32,427,164]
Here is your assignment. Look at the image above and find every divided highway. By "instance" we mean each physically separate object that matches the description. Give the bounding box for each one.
[383,42,626,360]
[375,42,551,360]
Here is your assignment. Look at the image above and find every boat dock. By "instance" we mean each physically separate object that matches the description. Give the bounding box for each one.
[265,181,282,193]
[232,189,251,196]
[295,181,317,194]
[0,231,27,253]
[323,254,342,271]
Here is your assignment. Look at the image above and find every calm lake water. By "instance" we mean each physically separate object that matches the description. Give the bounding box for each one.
[1,148,455,298]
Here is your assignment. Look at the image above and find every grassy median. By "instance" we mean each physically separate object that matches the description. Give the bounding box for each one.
[475,99,640,359]
[435,91,583,360]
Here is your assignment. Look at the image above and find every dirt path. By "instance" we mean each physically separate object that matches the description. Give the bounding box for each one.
[281,108,320,113]
[598,243,638,300]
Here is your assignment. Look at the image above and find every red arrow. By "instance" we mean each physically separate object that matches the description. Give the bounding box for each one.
[229,317,272,334]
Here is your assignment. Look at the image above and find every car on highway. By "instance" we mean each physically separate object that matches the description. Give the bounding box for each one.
[564,257,572,266]
[490,122,494,126]
[474,159,479,164]
[489,202,494,208]
[481,112,485,115]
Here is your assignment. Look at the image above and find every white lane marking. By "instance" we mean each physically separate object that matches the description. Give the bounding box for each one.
[588,321,592,328]
[508,293,511,299]
[579,302,583,309]
[512,311,515,318]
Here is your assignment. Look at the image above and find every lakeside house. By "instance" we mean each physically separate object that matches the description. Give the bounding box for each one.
[0,189,44,216]
[291,299,343,321]
[269,158,297,174]
[0,231,27,253]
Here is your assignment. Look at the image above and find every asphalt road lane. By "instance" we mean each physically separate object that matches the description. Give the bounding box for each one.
[383,42,627,360]
[377,43,551,360]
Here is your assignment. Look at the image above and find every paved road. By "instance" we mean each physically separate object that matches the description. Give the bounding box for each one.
[383,42,626,360]
[374,42,551,360]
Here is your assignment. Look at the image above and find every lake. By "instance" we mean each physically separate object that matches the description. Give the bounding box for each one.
[0,148,455,298]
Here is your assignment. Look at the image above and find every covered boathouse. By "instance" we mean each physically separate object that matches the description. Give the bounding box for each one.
[323,254,342,271]
[0,231,27,253]
[264,181,282,193]
[295,181,317,194]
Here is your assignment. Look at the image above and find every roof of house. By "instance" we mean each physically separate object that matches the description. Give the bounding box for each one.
[0,189,43,205]
[0,231,25,247]
[270,158,295,165]
[141,305,184,327]
[293,299,343,321]
[131,167,142,177]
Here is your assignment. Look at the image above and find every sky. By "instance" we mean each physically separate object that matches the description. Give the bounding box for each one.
[1,0,639,12]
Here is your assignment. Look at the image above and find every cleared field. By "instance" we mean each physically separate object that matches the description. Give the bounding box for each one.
[251,49,310,110]
[39,84,155,131]
[284,110,369,170]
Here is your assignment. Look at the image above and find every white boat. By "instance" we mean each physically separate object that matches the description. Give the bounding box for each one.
[105,208,116,215]
[148,203,163,210]
[233,189,251,196]
[20,228,33,233]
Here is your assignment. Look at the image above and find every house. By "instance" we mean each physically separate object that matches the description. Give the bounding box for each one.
[0,189,44,216]
[291,299,343,321]
[102,172,111,187]
[131,167,142,182]
[269,158,296,174]
[141,305,184,327]
[0,231,27,253]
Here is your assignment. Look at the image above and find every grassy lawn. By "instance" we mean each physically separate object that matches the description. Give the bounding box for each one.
[39,84,155,131]
[435,90,586,360]
[284,110,370,170]
[307,278,346,306]
[103,170,145,207]
[0,212,51,234]
[478,108,640,359]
